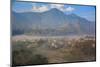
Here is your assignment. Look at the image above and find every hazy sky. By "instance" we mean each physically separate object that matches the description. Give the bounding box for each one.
[12,1,96,22]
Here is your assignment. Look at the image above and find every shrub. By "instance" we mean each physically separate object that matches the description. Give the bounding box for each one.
[64,39,96,62]
[12,41,48,66]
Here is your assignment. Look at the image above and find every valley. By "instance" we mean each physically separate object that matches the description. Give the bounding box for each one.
[12,35,96,65]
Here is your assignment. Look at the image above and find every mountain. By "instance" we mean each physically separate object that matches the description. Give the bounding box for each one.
[11,8,95,36]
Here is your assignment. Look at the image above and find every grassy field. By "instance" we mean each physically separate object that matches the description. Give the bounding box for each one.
[12,35,96,66]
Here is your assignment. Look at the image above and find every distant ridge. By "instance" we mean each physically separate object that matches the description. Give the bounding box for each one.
[12,8,95,36]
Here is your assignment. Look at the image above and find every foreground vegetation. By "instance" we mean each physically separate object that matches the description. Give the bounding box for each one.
[12,36,96,66]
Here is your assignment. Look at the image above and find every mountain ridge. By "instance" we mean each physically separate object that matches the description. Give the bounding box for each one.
[12,8,95,36]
